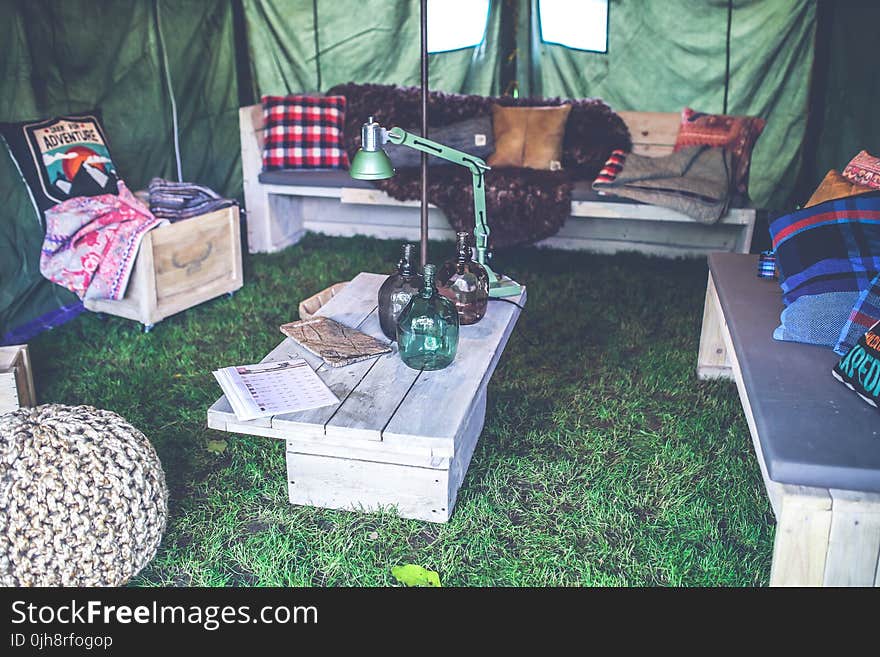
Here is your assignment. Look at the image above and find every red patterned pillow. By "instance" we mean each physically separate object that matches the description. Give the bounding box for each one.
[673,107,765,198]
[843,150,880,189]
[261,95,349,171]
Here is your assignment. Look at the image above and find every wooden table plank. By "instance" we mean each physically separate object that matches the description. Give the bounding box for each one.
[209,273,525,456]
[209,272,384,435]
[272,311,387,437]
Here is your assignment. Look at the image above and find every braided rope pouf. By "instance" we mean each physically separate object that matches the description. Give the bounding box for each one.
[0,404,168,586]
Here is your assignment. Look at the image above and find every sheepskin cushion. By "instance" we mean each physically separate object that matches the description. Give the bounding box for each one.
[0,404,168,586]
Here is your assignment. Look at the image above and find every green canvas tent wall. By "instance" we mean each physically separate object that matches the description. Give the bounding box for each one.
[1,0,877,344]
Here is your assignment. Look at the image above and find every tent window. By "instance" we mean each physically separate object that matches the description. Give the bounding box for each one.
[539,0,609,53]
[427,0,490,53]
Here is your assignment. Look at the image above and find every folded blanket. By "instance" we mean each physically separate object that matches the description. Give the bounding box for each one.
[148,178,237,222]
[41,182,166,301]
[592,145,734,224]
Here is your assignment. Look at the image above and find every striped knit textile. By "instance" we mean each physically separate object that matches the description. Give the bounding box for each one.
[769,191,880,305]
[757,250,776,278]
[836,272,880,355]
[148,178,237,222]
[593,149,627,187]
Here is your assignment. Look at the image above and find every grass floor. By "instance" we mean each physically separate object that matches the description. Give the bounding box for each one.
[30,234,774,586]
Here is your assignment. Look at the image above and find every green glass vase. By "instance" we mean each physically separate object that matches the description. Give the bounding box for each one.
[397,264,460,371]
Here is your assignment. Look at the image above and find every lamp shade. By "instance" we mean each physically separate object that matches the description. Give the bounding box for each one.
[350,148,395,180]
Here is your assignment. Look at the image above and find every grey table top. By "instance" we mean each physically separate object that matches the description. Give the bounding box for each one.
[710,252,880,492]
[208,272,525,458]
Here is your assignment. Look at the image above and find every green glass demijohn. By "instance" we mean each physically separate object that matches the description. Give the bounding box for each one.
[396,264,460,371]
[377,243,424,341]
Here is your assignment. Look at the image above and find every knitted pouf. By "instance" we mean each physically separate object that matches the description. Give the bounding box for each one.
[0,404,168,586]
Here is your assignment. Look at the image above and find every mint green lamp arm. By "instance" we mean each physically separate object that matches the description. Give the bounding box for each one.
[386,127,492,267]
[380,126,523,298]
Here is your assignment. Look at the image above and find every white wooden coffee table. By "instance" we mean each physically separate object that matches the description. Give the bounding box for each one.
[207,272,526,522]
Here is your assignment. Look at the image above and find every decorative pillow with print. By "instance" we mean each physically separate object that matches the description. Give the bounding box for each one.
[833,320,880,409]
[835,271,880,356]
[261,95,349,171]
[842,150,880,189]
[673,107,765,199]
[0,111,120,215]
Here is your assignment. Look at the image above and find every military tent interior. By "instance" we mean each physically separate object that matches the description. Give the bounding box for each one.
[1,0,879,589]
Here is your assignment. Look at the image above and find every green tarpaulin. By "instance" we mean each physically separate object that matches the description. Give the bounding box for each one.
[1,0,876,342]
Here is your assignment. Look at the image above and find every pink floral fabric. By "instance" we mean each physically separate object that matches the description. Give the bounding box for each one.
[40,181,166,301]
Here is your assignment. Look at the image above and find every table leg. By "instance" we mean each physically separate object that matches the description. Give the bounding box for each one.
[697,272,733,380]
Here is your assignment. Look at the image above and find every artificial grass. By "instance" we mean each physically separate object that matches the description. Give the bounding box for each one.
[29,234,774,586]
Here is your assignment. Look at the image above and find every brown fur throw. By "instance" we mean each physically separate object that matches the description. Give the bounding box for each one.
[328,83,631,248]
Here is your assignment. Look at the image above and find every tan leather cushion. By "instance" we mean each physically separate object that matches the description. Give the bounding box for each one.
[805,169,874,208]
[488,105,572,170]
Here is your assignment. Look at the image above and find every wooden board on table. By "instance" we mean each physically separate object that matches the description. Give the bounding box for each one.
[381,289,526,454]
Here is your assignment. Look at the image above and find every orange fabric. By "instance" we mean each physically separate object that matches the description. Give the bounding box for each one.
[805,169,874,208]
[488,105,572,170]
[842,150,880,189]
[673,107,765,198]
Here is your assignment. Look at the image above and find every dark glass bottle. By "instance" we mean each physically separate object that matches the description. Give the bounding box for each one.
[436,231,489,325]
[377,243,424,341]
[397,264,459,371]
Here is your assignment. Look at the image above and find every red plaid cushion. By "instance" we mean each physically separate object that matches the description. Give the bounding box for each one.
[261,95,349,170]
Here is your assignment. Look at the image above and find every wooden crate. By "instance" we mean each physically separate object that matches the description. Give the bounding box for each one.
[85,206,243,330]
[0,344,36,414]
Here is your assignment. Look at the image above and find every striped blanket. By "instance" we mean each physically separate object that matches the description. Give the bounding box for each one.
[770,191,880,306]
[148,178,237,222]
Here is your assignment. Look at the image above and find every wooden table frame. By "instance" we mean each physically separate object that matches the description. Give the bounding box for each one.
[698,271,880,586]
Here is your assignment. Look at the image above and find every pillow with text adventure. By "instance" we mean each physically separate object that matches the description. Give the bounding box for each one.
[833,320,880,409]
[0,111,120,215]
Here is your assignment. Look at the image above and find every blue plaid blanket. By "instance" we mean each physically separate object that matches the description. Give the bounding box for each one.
[770,191,880,305]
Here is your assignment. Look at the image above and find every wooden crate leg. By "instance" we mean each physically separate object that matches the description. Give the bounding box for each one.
[697,272,733,380]
[823,490,880,586]
[770,487,833,586]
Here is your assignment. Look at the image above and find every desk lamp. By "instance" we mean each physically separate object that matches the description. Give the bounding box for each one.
[349,119,523,298]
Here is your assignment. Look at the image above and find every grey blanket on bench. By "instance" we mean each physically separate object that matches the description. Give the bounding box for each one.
[593,146,733,224]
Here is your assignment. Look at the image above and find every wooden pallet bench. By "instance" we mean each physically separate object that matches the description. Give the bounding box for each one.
[240,105,756,257]
[208,272,525,522]
[698,252,880,586]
